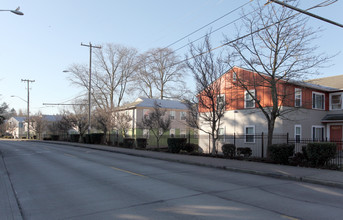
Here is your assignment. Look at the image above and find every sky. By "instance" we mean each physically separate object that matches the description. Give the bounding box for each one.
[1,0,342,115]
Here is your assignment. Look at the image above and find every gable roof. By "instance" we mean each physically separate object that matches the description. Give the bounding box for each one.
[13,116,26,122]
[119,97,188,110]
[306,75,343,90]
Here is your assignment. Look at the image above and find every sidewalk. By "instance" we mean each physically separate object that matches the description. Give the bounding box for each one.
[0,151,22,220]
[46,141,343,189]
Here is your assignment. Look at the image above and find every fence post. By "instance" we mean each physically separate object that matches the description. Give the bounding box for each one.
[287,132,289,144]
[261,132,264,158]
[234,132,236,147]
[188,130,191,144]
[209,133,211,154]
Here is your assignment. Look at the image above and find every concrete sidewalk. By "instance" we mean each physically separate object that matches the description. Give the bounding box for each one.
[44,141,343,189]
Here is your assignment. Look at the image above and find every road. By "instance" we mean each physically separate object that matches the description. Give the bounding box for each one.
[1,141,343,220]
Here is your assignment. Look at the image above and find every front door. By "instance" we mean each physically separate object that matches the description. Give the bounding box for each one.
[330,125,342,150]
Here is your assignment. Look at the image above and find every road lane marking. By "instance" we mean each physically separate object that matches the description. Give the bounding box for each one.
[281,215,299,220]
[64,153,76,158]
[110,166,146,177]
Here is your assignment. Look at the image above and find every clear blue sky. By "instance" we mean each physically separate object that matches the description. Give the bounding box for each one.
[1,0,342,115]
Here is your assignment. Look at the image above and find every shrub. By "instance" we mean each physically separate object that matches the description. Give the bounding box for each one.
[51,135,59,141]
[69,134,80,142]
[167,138,187,153]
[306,142,337,166]
[123,138,135,148]
[237,147,252,158]
[183,143,199,153]
[268,144,295,164]
[222,144,236,158]
[136,138,148,149]
[84,133,105,144]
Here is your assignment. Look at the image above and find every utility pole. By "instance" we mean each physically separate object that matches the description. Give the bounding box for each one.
[81,42,101,135]
[21,79,35,139]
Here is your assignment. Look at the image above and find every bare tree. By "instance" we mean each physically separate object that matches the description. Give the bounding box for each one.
[114,111,132,138]
[67,44,138,110]
[93,107,116,144]
[186,35,228,155]
[226,1,331,147]
[139,101,171,149]
[31,113,46,140]
[135,48,188,100]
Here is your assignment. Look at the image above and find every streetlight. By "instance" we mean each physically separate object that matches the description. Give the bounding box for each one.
[0,6,24,16]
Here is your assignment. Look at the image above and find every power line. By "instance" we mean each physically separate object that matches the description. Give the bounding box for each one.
[267,0,343,28]
[164,0,253,49]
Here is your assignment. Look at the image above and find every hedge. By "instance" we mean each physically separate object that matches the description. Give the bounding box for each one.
[167,138,187,153]
[237,147,252,158]
[136,138,147,149]
[268,144,295,164]
[306,142,337,166]
[222,144,236,158]
[123,138,135,148]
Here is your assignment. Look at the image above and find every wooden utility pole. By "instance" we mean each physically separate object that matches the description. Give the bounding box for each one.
[81,42,101,135]
[21,79,35,139]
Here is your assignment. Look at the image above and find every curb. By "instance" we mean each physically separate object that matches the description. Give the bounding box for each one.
[40,141,343,189]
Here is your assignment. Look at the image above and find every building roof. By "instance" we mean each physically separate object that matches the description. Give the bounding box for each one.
[307,75,343,90]
[119,97,188,110]
[322,114,343,122]
[13,116,26,122]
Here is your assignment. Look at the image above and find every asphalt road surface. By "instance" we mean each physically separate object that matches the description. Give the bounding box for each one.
[1,140,343,220]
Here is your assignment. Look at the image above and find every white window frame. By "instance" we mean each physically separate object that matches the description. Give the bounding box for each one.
[180,129,187,138]
[180,112,187,121]
[295,88,302,107]
[217,94,225,111]
[232,72,237,81]
[170,128,175,137]
[244,90,255,109]
[312,92,325,110]
[330,93,342,110]
[143,109,150,119]
[169,111,175,120]
[294,125,301,143]
[311,125,325,141]
[244,125,255,143]
[143,129,150,139]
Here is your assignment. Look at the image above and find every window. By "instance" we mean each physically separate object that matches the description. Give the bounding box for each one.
[170,129,175,137]
[232,72,237,81]
[245,90,255,108]
[143,129,149,139]
[312,92,325,110]
[219,127,225,141]
[217,94,225,111]
[245,125,255,143]
[312,126,324,141]
[180,129,187,138]
[295,88,302,107]
[330,93,342,110]
[180,112,187,120]
[169,111,175,120]
[143,109,150,119]
[294,125,301,143]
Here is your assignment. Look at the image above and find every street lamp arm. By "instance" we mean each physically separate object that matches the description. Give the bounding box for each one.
[0,7,24,15]
[11,95,27,103]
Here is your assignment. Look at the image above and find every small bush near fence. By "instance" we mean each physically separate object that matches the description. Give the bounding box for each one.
[306,142,337,167]
[183,143,199,153]
[222,144,236,158]
[84,133,104,144]
[69,134,80,142]
[167,138,187,153]
[268,144,295,165]
[123,138,135,148]
[51,135,59,141]
[136,138,147,149]
[237,147,252,158]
